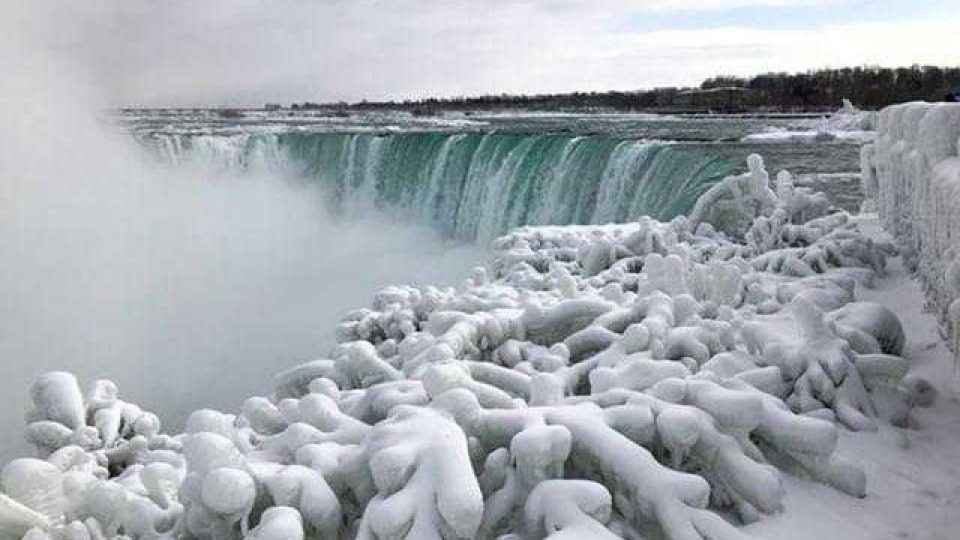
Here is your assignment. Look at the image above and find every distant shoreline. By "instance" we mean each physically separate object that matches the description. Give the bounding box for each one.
[115,64,959,116]
[115,107,839,119]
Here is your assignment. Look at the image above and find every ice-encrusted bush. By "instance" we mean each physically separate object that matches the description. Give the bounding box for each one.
[688,154,778,241]
[0,155,932,540]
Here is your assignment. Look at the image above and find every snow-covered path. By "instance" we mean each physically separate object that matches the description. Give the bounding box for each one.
[748,215,960,540]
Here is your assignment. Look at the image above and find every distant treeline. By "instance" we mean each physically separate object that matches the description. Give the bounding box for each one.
[278,65,960,114]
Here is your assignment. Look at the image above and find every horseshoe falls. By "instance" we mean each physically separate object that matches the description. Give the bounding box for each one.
[147,132,742,242]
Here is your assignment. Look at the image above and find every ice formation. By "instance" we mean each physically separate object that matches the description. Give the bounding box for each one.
[742,100,877,144]
[0,154,932,540]
[822,99,878,133]
[861,102,960,366]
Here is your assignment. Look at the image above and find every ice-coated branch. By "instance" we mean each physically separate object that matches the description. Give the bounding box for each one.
[356,405,483,540]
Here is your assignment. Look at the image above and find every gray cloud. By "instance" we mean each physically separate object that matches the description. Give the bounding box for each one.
[11,1,960,107]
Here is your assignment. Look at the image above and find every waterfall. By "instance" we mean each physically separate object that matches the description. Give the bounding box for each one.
[142,131,742,242]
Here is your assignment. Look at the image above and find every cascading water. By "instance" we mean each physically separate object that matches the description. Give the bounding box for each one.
[143,131,743,242]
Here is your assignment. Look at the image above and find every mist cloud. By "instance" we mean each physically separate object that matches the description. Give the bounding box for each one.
[0,0,480,459]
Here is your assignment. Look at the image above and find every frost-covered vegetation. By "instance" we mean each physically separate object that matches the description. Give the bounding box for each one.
[0,155,934,540]
[862,102,960,361]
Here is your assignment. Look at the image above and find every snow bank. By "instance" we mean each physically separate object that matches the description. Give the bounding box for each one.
[0,156,931,540]
[861,102,960,363]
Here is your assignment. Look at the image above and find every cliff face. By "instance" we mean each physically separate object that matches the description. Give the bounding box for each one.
[862,102,960,348]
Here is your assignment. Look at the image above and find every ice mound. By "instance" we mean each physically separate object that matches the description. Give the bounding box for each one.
[822,99,878,133]
[742,100,877,144]
[0,155,930,540]
[862,101,960,362]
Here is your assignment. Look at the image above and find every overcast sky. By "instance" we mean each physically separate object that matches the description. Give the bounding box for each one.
[11,0,960,107]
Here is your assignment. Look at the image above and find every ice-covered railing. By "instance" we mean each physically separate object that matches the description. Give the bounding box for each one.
[861,102,960,364]
[0,156,935,540]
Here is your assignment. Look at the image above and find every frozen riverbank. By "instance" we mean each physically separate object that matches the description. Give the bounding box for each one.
[0,149,949,540]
